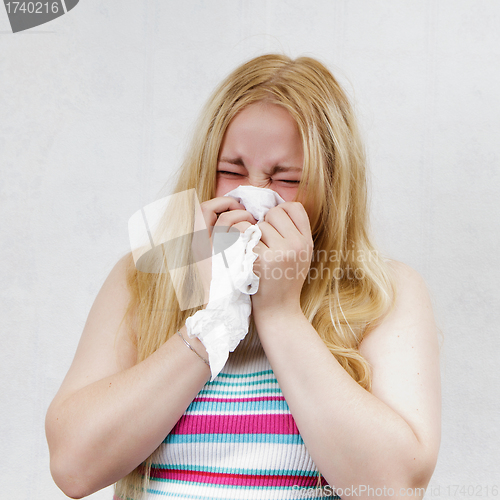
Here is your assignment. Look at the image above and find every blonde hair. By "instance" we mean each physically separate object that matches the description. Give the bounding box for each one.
[115,53,396,499]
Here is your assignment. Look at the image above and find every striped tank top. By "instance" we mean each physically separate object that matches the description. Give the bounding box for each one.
[144,327,338,499]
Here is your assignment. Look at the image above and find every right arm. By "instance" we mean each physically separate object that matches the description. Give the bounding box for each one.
[45,254,211,499]
[45,197,256,499]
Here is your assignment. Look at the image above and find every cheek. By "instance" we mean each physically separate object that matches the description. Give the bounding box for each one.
[215,178,245,197]
[296,191,316,225]
[274,186,300,203]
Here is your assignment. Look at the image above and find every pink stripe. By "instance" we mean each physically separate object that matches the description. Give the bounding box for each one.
[151,468,323,487]
[171,413,299,435]
[194,396,286,403]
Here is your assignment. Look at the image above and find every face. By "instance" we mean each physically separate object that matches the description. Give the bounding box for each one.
[216,101,306,205]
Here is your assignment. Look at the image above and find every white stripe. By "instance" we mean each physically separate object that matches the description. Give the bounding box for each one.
[185,409,291,415]
[156,442,317,472]
[204,378,278,386]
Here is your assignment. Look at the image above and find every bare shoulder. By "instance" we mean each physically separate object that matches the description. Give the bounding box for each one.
[359,259,441,457]
[361,259,435,347]
[51,253,138,403]
[84,253,137,347]
[388,259,431,297]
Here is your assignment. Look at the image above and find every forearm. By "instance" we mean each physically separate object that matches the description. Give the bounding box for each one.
[46,328,210,498]
[253,306,430,497]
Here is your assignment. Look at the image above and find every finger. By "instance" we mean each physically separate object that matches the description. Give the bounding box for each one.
[256,220,283,248]
[215,209,257,230]
[201,197,248,228]
[262,205,300,238]
[232,221,253,233]
[266,202,311,237]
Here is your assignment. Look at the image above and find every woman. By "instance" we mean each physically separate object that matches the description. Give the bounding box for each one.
[46,54,441,499]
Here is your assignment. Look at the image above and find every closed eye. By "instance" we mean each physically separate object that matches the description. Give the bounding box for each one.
[217,170,243,176]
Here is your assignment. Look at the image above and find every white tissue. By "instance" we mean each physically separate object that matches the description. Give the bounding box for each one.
[224,185,285,222]
[185,186,285,380]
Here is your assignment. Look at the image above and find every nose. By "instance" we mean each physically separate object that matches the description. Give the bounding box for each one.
[246,174,272,190]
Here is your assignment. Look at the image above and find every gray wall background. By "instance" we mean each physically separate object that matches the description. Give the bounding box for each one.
[1,1,498,499]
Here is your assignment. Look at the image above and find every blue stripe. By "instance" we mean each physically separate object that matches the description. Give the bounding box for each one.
[164,433,304,445]
[206,378,278,387]
[197,388,283,396]
[150,464,320,476]
[217,369,274,379]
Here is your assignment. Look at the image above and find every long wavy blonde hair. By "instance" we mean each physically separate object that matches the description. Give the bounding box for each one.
[116,53,396,499]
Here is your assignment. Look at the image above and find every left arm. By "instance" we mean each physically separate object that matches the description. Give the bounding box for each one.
[245,203,441,499]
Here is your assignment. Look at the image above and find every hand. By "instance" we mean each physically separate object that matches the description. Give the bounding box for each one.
[200,196,257,235]
[251,202,313,315]
[193,197,258,304]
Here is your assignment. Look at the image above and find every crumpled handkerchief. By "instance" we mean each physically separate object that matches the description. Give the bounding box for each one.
[185,185,285,380]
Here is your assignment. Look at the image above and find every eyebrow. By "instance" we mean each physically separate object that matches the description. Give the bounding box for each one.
[218,157,302,175]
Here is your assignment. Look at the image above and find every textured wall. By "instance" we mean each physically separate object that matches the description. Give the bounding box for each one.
[1,1,498,499]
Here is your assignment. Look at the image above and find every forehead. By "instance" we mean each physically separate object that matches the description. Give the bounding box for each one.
[227,101,298,135]
[221,102,303,160]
